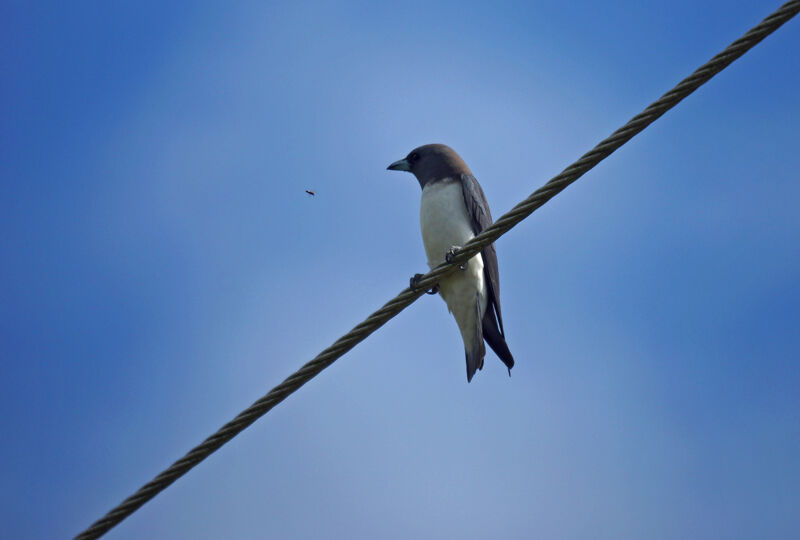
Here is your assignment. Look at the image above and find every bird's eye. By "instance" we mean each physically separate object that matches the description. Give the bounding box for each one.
[410,152,420,162]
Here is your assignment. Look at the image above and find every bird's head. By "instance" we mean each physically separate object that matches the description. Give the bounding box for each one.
[387,144,471,187]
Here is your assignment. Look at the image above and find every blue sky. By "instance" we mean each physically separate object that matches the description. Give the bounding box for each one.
[2,1,799,538]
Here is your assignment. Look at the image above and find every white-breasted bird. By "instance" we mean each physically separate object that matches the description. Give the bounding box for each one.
[388,144,514,382]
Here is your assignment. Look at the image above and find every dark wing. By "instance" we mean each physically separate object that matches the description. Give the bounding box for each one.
[459,174,505,335]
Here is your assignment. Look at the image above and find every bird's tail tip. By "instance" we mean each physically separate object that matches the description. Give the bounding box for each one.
[465,347,485,383]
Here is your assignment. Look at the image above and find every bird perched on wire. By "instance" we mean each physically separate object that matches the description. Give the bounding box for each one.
[388,144,514,382]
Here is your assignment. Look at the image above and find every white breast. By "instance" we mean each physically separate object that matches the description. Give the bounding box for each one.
[420,179,476,268]
[419,178,486,350]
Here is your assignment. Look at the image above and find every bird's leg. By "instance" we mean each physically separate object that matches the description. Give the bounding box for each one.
[410,273,439,295]
[445,246,468,270]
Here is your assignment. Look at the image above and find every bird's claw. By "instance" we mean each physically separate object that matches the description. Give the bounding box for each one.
[445,246,460,264]
[410,273,439,295]
[410,273,423,290]
[445,246,467,270]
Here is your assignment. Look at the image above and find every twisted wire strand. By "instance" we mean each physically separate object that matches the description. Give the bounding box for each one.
[75,2,799,538]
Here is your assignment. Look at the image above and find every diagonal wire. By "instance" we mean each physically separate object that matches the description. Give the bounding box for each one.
[75,2,800,538]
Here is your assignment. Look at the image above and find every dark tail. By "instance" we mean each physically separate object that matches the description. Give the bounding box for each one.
[466,300,486,383]
[465,341,485,383]
[482,309,514,375]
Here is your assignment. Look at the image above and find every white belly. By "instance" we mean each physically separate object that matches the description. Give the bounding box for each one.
[420,179,486,344]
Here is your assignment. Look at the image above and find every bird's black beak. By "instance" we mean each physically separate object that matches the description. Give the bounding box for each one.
[387,158,411,172]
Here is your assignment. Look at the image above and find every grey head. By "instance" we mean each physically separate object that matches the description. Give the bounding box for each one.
[387,144,472,188]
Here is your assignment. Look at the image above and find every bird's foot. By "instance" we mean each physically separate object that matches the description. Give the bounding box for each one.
[445,246,467,270]
[410,273,439,295]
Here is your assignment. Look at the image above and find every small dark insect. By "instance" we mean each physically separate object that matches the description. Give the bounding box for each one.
[305,189,315,196]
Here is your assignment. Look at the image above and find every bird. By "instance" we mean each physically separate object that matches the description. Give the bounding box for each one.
[305,189,315,196]
[387,144,514,382]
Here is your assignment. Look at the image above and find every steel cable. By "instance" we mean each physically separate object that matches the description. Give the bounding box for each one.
[75,2,799,538]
